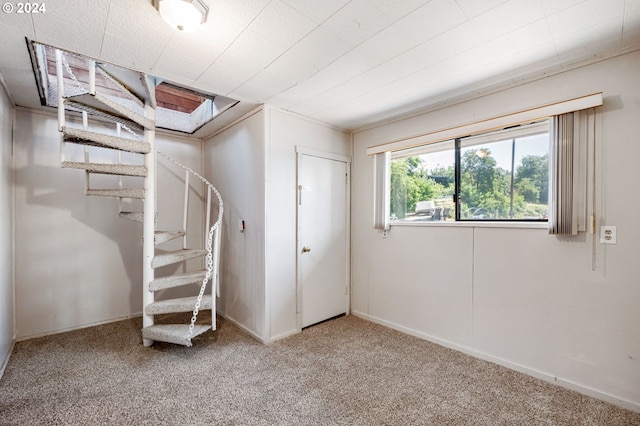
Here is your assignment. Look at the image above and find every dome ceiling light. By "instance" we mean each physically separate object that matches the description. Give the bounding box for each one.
[153,0,208,32]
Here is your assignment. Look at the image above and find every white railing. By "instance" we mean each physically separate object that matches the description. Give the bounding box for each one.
[55,48,223,345]
[156,150,224,344]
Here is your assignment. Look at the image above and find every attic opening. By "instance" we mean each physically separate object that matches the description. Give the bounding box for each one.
[29,41,238,134]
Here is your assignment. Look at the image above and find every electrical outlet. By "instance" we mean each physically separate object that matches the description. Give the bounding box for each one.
[600,226,617,245]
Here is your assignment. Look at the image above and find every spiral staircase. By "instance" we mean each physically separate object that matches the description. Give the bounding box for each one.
[54,49,222,347]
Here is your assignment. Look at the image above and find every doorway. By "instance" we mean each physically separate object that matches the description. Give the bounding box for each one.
[296,147,350,329]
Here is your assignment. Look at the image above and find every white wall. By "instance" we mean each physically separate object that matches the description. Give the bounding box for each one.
[203,109,267,341]
[0,81,14,374]
[265,108,350,341]
[352,51,640,410]
[203,107,350,342]
[13,109,203,339]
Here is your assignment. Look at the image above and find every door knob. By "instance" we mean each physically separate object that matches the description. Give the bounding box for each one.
[302,246,311,253]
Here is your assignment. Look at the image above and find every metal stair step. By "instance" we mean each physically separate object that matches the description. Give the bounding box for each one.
[86,188,144,199]
[97,63,156,108]
[142,324,210,346]
[119,211,143,223]
[64,92,154,130]
[61,161,147,177]
[62,126,150,154]
[95,64,145,109]
[119,211,158,224]
[145,295,212,315]
[154,230,185,246]
[149,270,207,292]
[152,249,207,268]
[64,100,143,133]
[142,74,157,109]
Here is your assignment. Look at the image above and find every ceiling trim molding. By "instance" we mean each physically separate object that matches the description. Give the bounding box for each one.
[366,92,603,156]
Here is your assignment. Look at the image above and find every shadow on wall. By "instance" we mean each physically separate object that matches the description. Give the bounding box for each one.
[218,206,253,332]
[14,112,144,325]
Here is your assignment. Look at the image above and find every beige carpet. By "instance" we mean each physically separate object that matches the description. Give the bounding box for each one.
[1,314,638,425]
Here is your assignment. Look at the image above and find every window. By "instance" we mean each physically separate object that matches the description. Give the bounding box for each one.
[390,121,549,223]
[390,141,455,222]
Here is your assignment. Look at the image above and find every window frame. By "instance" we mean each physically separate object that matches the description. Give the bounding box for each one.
[388,121,550,226]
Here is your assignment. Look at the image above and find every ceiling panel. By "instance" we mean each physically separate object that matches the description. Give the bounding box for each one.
[31,0,109,58]
[265,50,319,83]
[483,19,555,63]
[248,0,318,47]
[355,21,481,88]
[398,0,469,44]
[100,33,163,73]
[0,7,36,34]
[539,0,587,16]
[160,12,244,61]
[470,0,547,42]
[0,0,638,133]
[229,70,296,102]
[223,29,289,70]
[354,25,419,63]
[194,53,263,96]
[622,9,640,50]
[455,0,511,19]
[0,23,38,107]
[288,27,355,69]
[292,91,346,117]
[280,0,351,24]
[152,51,213,84]
[288,51,380,98]
[321,0,397,46]
[102,2,171,68]
[264,89,311,110]
[627,0,640,12]
[152,15,244,83]
[546,0,625,40]
[207,0,271,27]
[309,38,557,128]
[367,0,432,22]
[553,20,625,62]
[265,70,344,108]
[288,21,484,118]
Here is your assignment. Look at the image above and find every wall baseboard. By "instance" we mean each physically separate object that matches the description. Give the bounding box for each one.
[352,311,640,413]
[268,328,299,344]
[217,311,267,344]
[15,312,143,342]
[0,340,15,380]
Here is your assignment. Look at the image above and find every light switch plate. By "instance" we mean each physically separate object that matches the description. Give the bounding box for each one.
[600,225,616,244]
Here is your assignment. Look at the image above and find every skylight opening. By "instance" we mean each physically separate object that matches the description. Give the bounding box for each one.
[30,42,237,134]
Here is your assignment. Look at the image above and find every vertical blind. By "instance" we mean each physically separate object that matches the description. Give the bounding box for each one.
[548,109,597,235]
[373,152,390,230]
[548,113,577,235]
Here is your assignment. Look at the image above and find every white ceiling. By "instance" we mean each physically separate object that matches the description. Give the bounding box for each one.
[1,0,639,134]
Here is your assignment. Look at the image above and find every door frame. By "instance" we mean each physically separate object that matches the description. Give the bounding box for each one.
[295,146,351,331]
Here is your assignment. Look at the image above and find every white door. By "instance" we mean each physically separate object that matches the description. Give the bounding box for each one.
[298,152,348,328]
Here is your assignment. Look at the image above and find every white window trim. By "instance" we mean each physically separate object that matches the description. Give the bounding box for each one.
[390,220,548,229]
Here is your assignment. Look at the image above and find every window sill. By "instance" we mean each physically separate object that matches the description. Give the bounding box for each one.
[389,221,548,229]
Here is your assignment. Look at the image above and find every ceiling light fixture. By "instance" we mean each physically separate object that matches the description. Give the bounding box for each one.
[153,0,208,32]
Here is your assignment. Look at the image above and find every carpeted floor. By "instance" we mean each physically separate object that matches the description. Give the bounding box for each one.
[1,314,638,425]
